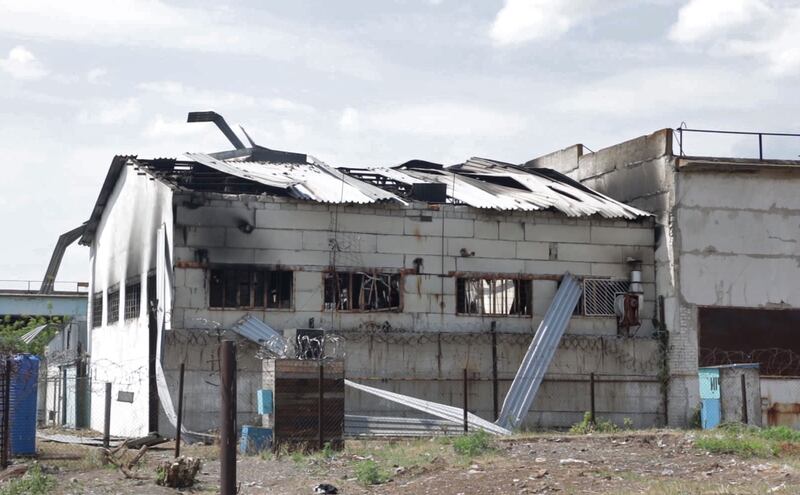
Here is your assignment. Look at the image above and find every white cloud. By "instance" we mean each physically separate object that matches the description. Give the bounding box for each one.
[143,114,205,138]
[87,67,108,85]
[489,0,622,45]
[0,45,48,80]
[669,0,800,76]
[0,0,379,79]
[338,107,360,132]
[138,81,314,113]
[78,98,141,125]
[359,102,526,137]
[668,0,769,43]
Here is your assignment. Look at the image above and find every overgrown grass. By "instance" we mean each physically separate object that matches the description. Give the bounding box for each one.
[569,411,619,434]
[694,424,800,457]
[354,459,389,486]
[452,430,494,458]
[0,465,55,495]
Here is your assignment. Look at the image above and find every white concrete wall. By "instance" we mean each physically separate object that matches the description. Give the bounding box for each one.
[88,164,173,437]
[169,193,660,428]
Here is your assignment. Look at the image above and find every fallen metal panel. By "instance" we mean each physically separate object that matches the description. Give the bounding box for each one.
[229,315,288,358]
[345,379,510,435]
[345,415,463,437]
[496,273,582,430]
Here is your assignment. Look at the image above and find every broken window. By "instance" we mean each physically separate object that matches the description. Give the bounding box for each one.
[209,267,293,309]
[125,281,141,320]
[107,287,120,324]
[91,291,103,328]
[456,277,532,316]
[324,272,401,311]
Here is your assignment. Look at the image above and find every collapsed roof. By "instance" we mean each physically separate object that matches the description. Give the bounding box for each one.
[79,113,649,245]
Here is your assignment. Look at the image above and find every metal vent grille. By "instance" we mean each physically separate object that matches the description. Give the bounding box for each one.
[582,278,630,316]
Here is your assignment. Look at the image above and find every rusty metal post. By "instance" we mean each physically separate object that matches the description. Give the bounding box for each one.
[741,373,749,425]
[220,341,236,495]
[1,358,11,469]
[589,373,596,425]
[758,133,763,160]
[490,321,499,420]
[463,368,469,433]
[175,362,185,458]
[103,382,112,449]
[318,362,324,450]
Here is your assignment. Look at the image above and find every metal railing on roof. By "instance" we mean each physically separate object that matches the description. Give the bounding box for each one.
[0,280,88,294]
[675,126,800,161]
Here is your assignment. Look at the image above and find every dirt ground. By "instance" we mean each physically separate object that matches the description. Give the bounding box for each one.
[8,430,800,494]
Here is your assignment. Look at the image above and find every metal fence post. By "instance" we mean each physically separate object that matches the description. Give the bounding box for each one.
[589,373,596,425]
[490,321,499,421]
[318,362,324,450]
[463,368,469,433]
[220,341,236,495]
[175,362,185,458]
[103,382,112,449]
[741,374,749,425]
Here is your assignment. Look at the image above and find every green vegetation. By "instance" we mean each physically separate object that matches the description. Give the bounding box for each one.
[694,424,800,457]
[0,315,62,356]
[569,411,619,434]
[0,465,55,495]
[452,430,494,457]
[354,459,389,485]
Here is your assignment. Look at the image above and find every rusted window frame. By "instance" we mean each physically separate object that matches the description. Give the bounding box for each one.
[208,265,294,310]
[455,276,532,317]
[124,279,141,320]
[107,284,120,325]
[91,291,103,329]
[323,270,402,312]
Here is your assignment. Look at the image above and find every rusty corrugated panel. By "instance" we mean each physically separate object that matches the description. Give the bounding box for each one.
[496,272,582,430]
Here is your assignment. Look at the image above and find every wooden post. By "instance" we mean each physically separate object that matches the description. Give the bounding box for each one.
[463,368,469,433]
[589,373,596,425]
[175,362,185,458]
[318,362,324,450]
[740,373,749,425]
[220,341,236,495]
[103,382,112,449]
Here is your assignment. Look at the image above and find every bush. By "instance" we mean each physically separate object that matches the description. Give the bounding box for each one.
[354,460,389,485]
[569,412,618,434]
[0,465,55,495]
[452,430,493,457]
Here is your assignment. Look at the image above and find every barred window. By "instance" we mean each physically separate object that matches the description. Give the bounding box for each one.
[107,287,120,324]
[125,281,141,320]
[580,278,630,317]
[456,277,532,316]
[324,272,401,311]
[209,267,293,309]
[91,291,103,328]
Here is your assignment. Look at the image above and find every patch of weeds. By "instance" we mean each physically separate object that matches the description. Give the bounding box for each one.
[695,433,774,457]
[569,412,618,434]
[354,459,389,486]
[452,430,493,458]
[320,442,335,460]
[622,417,634,430]
[290,451,306,464]
[758,426,800,443]
[0,465,56,495]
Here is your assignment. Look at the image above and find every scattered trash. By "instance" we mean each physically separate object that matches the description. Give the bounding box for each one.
[155,456,202,488]
[530,469,548,479]
[559,458,589,465]
[313,483,338,494]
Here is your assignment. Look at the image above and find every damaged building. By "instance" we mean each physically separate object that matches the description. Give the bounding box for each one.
[73,112,799,437]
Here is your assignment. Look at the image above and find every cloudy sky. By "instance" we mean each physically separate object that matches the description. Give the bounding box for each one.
[1,0,798,284]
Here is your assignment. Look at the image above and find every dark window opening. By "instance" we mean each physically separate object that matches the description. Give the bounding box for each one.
[699,307,800,377]
[107,288,120,324]
[209,267,293,309]
[456,277,532,316]
[125,282,141,320]
[91,292,103,328]
[324,272,401,311]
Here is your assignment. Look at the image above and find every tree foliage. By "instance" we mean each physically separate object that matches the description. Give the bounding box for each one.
[0,314,61,356]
